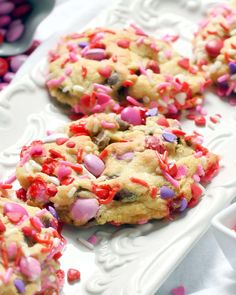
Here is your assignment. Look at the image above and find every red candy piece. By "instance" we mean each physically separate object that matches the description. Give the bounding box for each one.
[178,58,190,70]
[0,58,9,77]
[6,212,23,224]
[0,219,6,233]
[156,117,169,127]
[188,183,203,208]
[205,39,224,58]
[117,39,130,48]
[98,65,112,78]
[194,116,206,126]
[146,60,160,74]
[67,268,81,283]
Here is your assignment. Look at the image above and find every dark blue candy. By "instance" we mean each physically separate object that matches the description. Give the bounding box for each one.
[229,62,236,74]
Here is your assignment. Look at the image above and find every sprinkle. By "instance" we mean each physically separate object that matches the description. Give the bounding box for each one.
[4,268,13,284]
[162,170,179,188]
[101,120,116,129]
[4,173,16,184]
[151,187,158,199]
[146,108,158,117]
[162,132,177,143]
[98,65,112,78]
[178,58,190,70]
[194,116,206,126]
[171,285,186,295]
[217,74,229,83]
[93,83,112,93]
[175,92,187,105]
[176,165,188,179]
[160,186,175,199]
[67,268,81,283]
[69,52,78,62]
[48,206,58,219]
[73,85,85,92]
[57,165,72,181]
[126,96,142,106]
[130,177,149,188]
[117,39,130,48]
[130,23,148,36]
[46,76,65,88]
[67,187,77,198]
[77,237,94,250]
[84,49,106,61]
[87,234,97,245]
[179,198,188,212]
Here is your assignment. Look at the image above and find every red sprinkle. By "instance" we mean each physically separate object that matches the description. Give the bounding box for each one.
[98,65,112,78]
[122,80,134,87]
[151,187,158,199]
[99,149,108,160]
[49,149,66,159]
[130,177,149,188]
[156,117,169,127]
[0,219,6,233]
[56,138,68,145]
[178,58,190,70]
[76,148,83,163]
[81,66,87,78]
[66,141,76,148]
[194,116,206,127]
[67,268,81,283]
[171,129,186,136]
[117,39,130,48]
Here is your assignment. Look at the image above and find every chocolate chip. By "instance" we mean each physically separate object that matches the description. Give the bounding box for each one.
[93,131,110,150]
[107,73,119,85]
[114,189,137,202]
[116,117,130,131]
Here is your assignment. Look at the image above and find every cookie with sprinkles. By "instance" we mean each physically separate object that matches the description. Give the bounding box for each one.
[16,107,219,226]
[0,197,65,294]
[47,26,207,116]
[193,1,236,98]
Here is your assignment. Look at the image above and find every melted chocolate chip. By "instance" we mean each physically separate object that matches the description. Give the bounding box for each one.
[116,117,130,131]
[114,189,137,202]
[107,73,119,85]
[93,131,110,150]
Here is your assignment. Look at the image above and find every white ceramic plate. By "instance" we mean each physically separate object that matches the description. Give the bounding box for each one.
[1,0,236,294]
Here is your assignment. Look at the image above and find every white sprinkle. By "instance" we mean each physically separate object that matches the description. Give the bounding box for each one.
[43,133,68,144]
[197,183,206,195]
[68,187,77,198]
[24,162,31,173]
[4,227,18,237]
[230,28,236,36]
[29,160,42,172]
[49,275,56,282]
[143,96,150,103]
[47,176,60,186]
[157,99,167,108]
[77,237,94,250]
[73,85,85,92]
[62,86,71,93]
[196,98,202,105]
[175,92,187,105]
[84,146,92,152]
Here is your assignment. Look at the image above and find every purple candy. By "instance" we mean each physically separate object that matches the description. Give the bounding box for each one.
[229,62,236,75]
[0,2,15,15]
[146,107,158,117]
[160,186,175,199]
[70,198,99,222]
[48,205,58,219]
[179,198,188,212]
[117,152,134,161]
[83,154,105,177]
[162,132,177,143]
[6,22,24,42]
[3,72,15,83]
[10,55,27,72]
[14,279,25,294]
[84,49,106,61]
[0,15,11,28]
[120,107,142,125]
[78,41,89,48]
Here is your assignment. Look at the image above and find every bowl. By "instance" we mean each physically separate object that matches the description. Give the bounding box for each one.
[212,202,236,270]
[0,0,55,56]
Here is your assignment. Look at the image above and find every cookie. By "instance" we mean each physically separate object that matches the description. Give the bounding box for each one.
[193,2,236,97]
[16,108,219,226]
[47,27,207,115]
[0,195,64,295]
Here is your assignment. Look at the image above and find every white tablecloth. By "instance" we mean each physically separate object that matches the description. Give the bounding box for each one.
[16,1,236,294]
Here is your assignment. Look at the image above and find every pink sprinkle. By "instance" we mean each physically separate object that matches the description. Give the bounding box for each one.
[197,164,205,176]
[91,32,104,44]
[4,268,13,284]
[226,81,236,96]
[30,146,43,157]
[65,67,72,76]
[136,36,145,45]
[69,52,78,62]
[150,43,159,51]
[87,234,97,245]
[171,286,186,295]
[193,174,200,182]
[66,42,78,52]
[156,82,170,90]
[47,76,65,88]
[4,173,16,184]
[57,165,72,181]
[91,104,103,113]
[19,153,30,166]
[96,92,111,105]
[46,130,53,136]
[176,165,188,179]
[162,170,179,188]
[164,50,172,59]
[126,95,142,106]
[31,216,43,229]
[130,24,148,36]
[101,120,116,129]
[139,65,147,76]
[217,74,229,83]
[137,219,148,224]
[93,83,112,94]
[194,151,203,159]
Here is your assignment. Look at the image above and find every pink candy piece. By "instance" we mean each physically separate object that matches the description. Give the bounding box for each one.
[20,257,41,280]
[0,82,8,90]
[84,49,107,61]
[117,152,134,161]
[3,202,28,217]
[120,107,142,125]
[3,72,15,83]
[83,154,105,177]
[171,286,186,295]
[57,165,72,181]
[101,120,116,129]
[10,54,27,72]
[70,198,99,222]
[0,2,15,15]
[7,242,17,259]
[6,21,24,42]
[0,15,11,28]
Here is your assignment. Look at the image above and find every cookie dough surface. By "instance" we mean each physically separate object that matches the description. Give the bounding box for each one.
[47,27,207,115]
[193,1,236,96]
[16,108,219,227]
[0,195,64,295]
